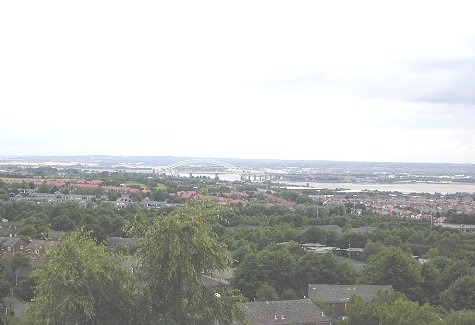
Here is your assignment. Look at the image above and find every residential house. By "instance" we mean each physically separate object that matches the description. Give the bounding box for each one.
[120,256,141,274]
[308,284,393,318]
[0,237,26,255]
[141,198,162,208]
[48,230,65,242]
[175,191,197,199]
[300,243,339,254]
[115,196,131,209]
[25,240,58,257]
[335,248,364,261]
[201,274,231,295]
[239,299,332,325]
[0,221,22,237]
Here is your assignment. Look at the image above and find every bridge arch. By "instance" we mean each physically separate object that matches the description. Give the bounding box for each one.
[164,159,242,173]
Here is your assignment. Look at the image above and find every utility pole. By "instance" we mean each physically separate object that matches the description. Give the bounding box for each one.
[429,200,435,230]
[9,288,13,315]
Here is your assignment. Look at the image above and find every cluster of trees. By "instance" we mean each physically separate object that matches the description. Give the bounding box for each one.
[233,244,355,300]
[345,290,475,325]
[445,211,475,225]
[22,201,246,325]
[0,198,173,242]
[0,253,32,301]
[231,240,475,311]
[217,202,475,317]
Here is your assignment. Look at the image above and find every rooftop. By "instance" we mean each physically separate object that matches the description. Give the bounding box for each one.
[308,284,393,303]
[241,299,330,325]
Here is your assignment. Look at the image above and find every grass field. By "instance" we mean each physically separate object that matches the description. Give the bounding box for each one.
[155,183,167,190]
[123,181,148,189]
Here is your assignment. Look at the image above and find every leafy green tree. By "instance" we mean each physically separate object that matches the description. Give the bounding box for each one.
[232,253,262,299]
[336,231,368,248]
[233,246,296,299]
[440,274,475,310]
[138,200,245,325]
[256,283,279,301]
[17,224,36,240]
[17,277,35,302]
[360,241,387,261]
[37,184,51,193]
[123,214,149,237]
[296,252,355,295]
[107,191,122,201]
[300,226,326,244]
[346,290,443,325]
[23,230,137,325]
[421,261,443,304]
[443,311,475,325]
[362,247,423,301]
[440,260,474,289]
[151,189,168,201]
[4,252,31,272]
[18,216,49,239]
[0,262,10,298]
[50,215,76,231]
[378,299,443,325]
[345,294,377,325]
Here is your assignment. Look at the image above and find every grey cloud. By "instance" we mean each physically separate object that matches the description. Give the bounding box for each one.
[263,56,475,105]
[351,56,475,105]
[374,105,475,130]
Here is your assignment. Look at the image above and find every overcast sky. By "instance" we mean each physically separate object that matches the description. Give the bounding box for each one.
[1,1,475,163]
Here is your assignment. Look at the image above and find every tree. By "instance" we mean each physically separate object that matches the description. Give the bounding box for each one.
[123,214,149,237]
[151,189,168,202]
[336,231,368,248]
[233,246,296,300]
[443,311,475,325]
[23,230,137,325]
[421,261,443,304]
[18,216,49,239]
[346,290,443,325]
[345,294,377,325]
[296,252,355,295]
[362,247,423,301]
[50,215,76,231]
[300,226,326,244]
[138,200,245,325]
[17,277,35,302]
[256,283,279,301]
[4,252,31,272]
[440,274,475,310]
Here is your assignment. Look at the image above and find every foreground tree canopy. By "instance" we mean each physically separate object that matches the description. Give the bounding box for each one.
[23,231,136,325]
[23,200,246,325]
[138,200,246,324]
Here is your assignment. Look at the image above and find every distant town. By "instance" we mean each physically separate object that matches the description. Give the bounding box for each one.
[1,156,474,228]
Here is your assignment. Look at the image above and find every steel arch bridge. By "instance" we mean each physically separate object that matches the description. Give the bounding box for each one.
[162,159,242,173]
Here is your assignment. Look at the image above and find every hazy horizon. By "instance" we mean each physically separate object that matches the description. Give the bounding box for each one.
[2,154,475,167]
